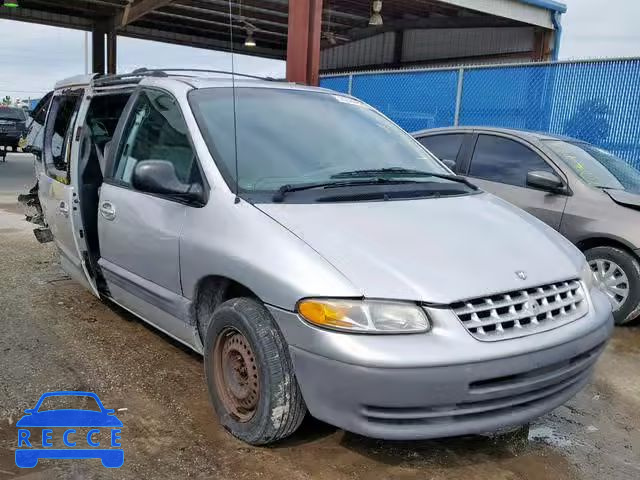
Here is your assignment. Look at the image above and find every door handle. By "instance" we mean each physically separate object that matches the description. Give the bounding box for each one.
[58,201,69,217]
[100,201,116,221]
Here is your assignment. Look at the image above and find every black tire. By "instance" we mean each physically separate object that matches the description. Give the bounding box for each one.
[585,246,640,325]
[204,297,306,445]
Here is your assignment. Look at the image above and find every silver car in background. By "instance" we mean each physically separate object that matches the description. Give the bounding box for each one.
[30,72,613,445]
[415,127,640,325]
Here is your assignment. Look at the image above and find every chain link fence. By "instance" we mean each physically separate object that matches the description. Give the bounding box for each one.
[320,58,640,169]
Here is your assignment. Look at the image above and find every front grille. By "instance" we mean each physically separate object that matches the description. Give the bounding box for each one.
[451,280,588,341]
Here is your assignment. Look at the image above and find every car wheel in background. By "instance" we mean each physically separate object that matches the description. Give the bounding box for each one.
[204,297,306,445]
[585,246,640,325]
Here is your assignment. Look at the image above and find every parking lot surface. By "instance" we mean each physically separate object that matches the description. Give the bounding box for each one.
[0,153,638,479]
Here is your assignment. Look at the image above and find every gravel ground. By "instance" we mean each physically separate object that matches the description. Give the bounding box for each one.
[0,154,638,479]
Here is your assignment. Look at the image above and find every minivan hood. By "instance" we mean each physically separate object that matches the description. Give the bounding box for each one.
[257,193,584,304]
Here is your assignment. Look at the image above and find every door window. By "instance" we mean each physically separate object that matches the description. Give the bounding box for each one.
[44,93,81,182]
[25,91,53,159]
[469,134,554,188]
[112,89,197,187]
[30,92,53,125]
[418,134,464,164]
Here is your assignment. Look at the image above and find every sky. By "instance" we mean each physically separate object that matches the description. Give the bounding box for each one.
[1,0,639,101]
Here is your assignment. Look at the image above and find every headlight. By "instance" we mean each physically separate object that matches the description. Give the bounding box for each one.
[297,298,430,333]
[580,259,595,291]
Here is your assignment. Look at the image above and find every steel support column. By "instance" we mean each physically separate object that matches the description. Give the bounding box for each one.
[107,30,117,74]
[286,0,322,85]
[92,26,106,74]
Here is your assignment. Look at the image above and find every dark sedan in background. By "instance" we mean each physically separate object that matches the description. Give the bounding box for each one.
[413,126,640,325]
[0,105,27,154]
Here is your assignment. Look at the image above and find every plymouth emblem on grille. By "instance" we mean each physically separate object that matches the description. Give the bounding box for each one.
[515,271,527,280]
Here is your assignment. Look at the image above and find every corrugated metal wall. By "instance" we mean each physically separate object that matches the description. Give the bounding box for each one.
[320,58,640,168]
[402,27,534,62]
[320,27,536,71]
[321,32,396,70]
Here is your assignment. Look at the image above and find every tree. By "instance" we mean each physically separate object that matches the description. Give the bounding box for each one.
[1,95,11,106]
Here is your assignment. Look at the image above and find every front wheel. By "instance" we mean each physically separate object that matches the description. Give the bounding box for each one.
[586,246,640,325]
[204,297,306,445]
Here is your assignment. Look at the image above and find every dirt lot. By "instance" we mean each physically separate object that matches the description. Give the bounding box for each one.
[0,155,639,479]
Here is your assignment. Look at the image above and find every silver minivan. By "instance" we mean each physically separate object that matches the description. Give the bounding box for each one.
[27,70,613,445]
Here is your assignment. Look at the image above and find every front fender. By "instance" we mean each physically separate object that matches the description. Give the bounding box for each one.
[180,198,360,310]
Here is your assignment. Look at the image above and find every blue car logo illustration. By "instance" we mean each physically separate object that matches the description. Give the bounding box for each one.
[15,391,123,468]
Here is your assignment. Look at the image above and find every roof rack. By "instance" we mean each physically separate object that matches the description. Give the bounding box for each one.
[92,71,153,88]
[132,68,278,81]
[92,68,277,88]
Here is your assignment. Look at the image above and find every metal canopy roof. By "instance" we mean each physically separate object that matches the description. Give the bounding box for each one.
[1,0,559,62]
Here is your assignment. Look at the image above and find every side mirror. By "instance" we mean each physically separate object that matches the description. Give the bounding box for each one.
[526,170,565,193]
[132,160,204,204]
[441,159,456,170]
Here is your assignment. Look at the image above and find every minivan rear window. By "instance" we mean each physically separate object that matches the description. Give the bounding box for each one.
[189,87,447,193]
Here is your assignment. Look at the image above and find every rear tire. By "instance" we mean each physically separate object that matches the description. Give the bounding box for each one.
[204,297,306,445]
[585,246,640,325]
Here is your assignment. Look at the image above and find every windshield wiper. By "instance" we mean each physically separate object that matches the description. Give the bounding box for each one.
[331,167,478,190]
[272,178,421,202]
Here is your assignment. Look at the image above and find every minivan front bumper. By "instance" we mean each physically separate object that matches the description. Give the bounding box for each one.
[268,287,613,440]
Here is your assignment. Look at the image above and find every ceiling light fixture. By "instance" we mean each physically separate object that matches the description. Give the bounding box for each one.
[244,29,256,47]
[369,0,383,26]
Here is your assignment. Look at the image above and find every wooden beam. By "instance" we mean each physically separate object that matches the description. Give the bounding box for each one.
[118,0,174,28]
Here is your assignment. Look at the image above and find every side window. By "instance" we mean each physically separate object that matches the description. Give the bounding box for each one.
[44,93,81,181]
[112,89,197,187]
[31,91,53,125]
[469,135,554,188]
[418,134,464,163]
[26,91,53,159]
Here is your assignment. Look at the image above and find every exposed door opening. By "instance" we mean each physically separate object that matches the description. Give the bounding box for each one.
[77,91,131,292]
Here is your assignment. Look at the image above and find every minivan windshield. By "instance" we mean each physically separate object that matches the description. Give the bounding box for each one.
[189,87,456,197]
[0,107,26,121]
[545,140,640,194]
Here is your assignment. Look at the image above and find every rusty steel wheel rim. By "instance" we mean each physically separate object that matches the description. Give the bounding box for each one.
[213,328,260,422]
